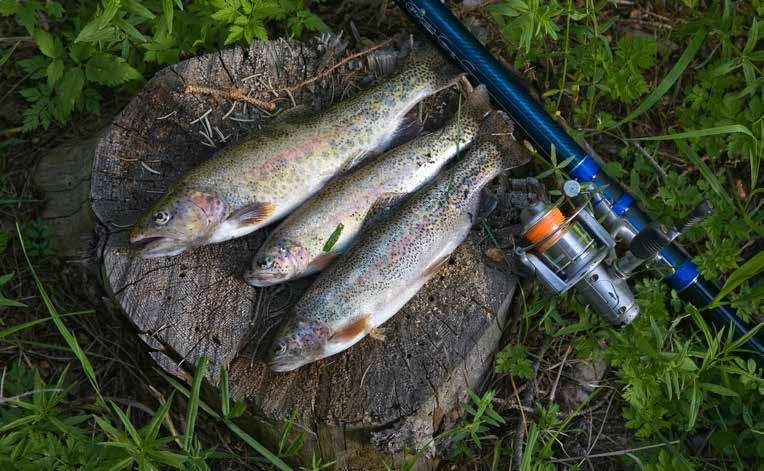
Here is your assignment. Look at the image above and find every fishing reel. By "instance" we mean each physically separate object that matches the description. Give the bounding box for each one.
[515,180,712,325]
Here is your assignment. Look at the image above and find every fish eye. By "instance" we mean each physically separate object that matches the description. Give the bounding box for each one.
[272,342,287,355]
[153,211,171,225]
[257,256,274,269]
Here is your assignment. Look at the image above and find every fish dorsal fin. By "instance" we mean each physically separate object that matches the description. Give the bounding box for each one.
[228,202,275,226]
[329,314,371,343]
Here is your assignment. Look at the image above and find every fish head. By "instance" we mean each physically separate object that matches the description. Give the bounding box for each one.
[268,318,332,372]
[244,239,311,287]
[129,189,227,258]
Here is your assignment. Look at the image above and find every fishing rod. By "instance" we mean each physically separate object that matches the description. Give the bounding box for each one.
[395,0,763,361]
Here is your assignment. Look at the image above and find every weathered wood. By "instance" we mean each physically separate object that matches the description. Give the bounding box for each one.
[36,34,520,468]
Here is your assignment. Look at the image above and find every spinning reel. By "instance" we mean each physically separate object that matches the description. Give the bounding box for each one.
[516,180,712,325]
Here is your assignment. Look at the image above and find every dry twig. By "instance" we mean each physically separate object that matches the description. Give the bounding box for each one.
[184,85,277,111]
[274,38,393,94]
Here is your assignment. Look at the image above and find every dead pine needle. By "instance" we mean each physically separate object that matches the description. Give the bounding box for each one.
[184,85,277,111]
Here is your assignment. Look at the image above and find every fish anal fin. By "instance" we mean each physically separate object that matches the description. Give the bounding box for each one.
[329,315,372,343]
[423,255,450,278]
[307,252,338,272]
[229,202,275,226]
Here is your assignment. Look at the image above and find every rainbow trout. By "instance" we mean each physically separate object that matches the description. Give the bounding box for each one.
[244,84,492,287]
[129,44,462,258]
[268,110,530,372]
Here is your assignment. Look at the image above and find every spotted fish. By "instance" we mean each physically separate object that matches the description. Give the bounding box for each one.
[244,84,493,287]
[268,110,530,372]
[129,43,463,258]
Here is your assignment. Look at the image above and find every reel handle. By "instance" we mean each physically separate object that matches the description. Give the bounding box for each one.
[629,200,713,260]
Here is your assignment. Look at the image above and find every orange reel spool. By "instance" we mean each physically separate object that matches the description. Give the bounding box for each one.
[523,207,567,253]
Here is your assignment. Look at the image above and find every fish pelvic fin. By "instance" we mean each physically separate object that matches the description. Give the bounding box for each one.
[423,255,450,278]
[329,314,372,343]
[229,201,275,226]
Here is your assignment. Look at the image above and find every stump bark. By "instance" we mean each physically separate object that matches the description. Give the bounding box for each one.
[36,34,519,469]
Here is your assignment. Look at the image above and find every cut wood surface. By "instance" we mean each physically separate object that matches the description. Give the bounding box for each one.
[78,34,520,468]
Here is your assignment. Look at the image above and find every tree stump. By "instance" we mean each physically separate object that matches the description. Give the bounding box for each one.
[38,34,519,469]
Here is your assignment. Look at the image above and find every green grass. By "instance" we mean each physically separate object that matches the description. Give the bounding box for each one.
[1,0,762,469]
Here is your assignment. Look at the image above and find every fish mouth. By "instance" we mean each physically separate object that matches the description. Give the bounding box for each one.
[268,355,310,373]
[130,235,187,259]
[243,269,290,287]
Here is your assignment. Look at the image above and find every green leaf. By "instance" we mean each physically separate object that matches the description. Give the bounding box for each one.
[700,382,739,397]
[113,17,148,43]
[145,392,174,440]
[162,0,173,34]
[710,250,764,307]
[33,30,57,58]
[122,0,155,19]
[322,223,344,252]
[224,25,243,45]
[56,67,85,117]
[76,22,118,43]
[184,356,207,451]
[611,28,706,128]
[86,53,142,85]
[47,59,64,87]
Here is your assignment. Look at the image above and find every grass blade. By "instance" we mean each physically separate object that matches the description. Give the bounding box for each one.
[220,366,230,418]
[676,141,734,207]
[184,356,208,452]
[156,368,291,470]
[710,250,764,307]
[16,223,102,401]
[223,419,292,471]
[322,223,344,252]
[611,28,706,128]
[0,310,93,339]
[629,124,755,142]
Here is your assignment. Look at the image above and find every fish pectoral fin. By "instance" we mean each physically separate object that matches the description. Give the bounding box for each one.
[228,202,275,226]
[384,109,425,149]
[342,149,373,173]
[271,104,312,126]
[473,190,498,226]
[307,252,338,272]
[365,192,407,224]
[329,314,372,343]
[423,255,450,278]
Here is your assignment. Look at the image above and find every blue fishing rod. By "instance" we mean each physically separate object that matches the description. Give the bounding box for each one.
[396,0,763,360]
